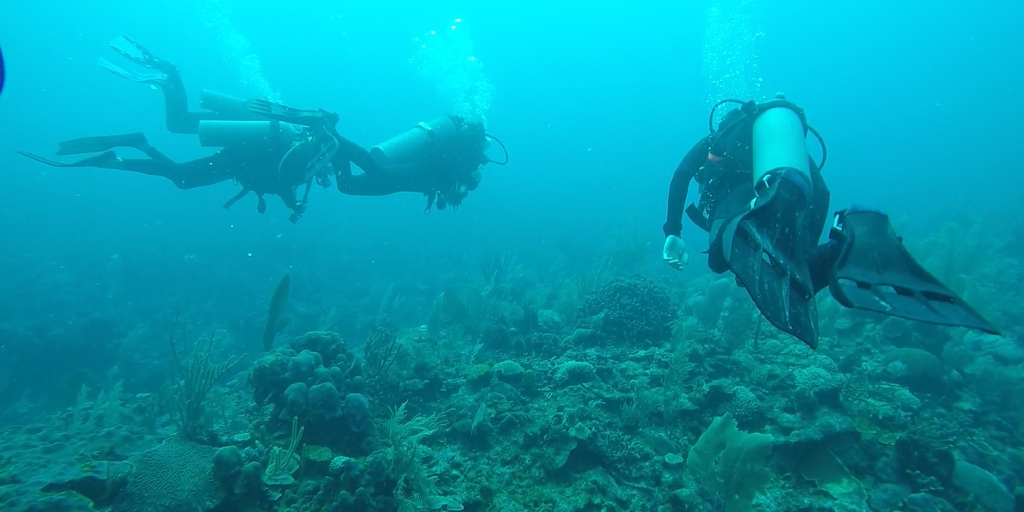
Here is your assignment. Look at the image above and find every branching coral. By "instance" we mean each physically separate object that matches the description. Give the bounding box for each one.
[167,314,244,441]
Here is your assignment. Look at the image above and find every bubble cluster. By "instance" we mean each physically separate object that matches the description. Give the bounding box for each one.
[702,0,765,110]
[194,0,281,102]
[410,18,495,124]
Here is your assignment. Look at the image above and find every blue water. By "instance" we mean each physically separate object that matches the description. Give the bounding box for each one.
[2,3,1021,301]
[1,1,1022,510]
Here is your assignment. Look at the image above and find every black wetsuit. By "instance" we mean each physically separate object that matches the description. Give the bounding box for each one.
[663,134,840,293]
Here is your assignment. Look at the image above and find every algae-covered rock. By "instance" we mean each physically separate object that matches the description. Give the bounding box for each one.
[465,364,493,389]
[303,445,335,476]
[492,360,525,385]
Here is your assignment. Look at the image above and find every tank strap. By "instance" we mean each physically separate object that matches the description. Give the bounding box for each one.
[685,203,712,233]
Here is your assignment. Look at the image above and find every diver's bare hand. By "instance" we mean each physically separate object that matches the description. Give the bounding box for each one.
[663,235,689,271]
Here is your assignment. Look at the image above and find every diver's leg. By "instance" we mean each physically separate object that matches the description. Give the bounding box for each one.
[156,67,240,134]
[110,156,233,189]
[100,37,232,134]
[706,219,732,275]
[99,37,198,133]
[704,182,753,276]
[54,133,173,161]
[806,170,840,293]
[809,239,842,294]
[826,207,1000,335]
[22,149,231,190]
[143,155,234,189]
[152,70,254,133]
[158,68,202,134]
[806,168,831,241]
[803,171,836,293]
[19,127,233,188]
[69,154,228,188]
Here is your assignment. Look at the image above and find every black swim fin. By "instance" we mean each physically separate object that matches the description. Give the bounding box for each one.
[721,176,819,348]
[828,209,1001,335]
[97,36,175,83]
[17,150,119,168]
[247,99,339,128]
[55,133,148,156]
[97,58,167,84]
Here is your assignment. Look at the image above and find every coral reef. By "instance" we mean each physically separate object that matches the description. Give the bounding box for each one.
[2,217,1022,512]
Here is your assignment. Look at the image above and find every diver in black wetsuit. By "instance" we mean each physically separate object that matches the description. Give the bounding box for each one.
[662,94,1000,348]
[101,34,507,214]
[247,102,506,213]
[17,36,337,222]
[332,115,501,212]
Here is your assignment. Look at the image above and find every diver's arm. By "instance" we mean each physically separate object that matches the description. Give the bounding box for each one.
[331,151,353,180]
[663,135,712,238]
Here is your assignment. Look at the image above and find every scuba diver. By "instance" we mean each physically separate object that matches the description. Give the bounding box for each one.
[251,101,508,213]
[16,36,338,223]
[337,115,504,213]
[662,94,1001,348]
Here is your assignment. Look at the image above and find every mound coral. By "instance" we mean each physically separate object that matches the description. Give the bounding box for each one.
[580,276,673,344]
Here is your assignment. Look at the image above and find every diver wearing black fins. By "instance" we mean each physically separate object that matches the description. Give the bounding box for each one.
[662,94,1001,348]
[16,36,339,223]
